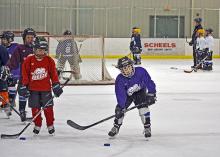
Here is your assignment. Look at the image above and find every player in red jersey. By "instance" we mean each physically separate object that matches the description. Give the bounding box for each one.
[19,37,63,135]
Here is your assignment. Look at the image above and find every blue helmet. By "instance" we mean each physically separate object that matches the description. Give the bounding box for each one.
[0,31,14,42]
[194,17,202,24]
[117,56,134,69]
[22,28,36,40]
[117,56,135,78]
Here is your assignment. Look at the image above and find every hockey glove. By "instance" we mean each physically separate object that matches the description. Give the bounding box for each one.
[115,106,125,119]
[0,66,10,81]
[18,85,30,98]
[7,74,17,87]
[189,41,193,46]
[127,84,141,96]
[52,83,63,97]
[146,93,157,106]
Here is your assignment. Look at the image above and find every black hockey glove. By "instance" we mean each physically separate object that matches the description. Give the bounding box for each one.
[146,93,157,106]
[18,85,30,98]
[115,106,125,119]
[52,83,63,97]
[188,41,193,46]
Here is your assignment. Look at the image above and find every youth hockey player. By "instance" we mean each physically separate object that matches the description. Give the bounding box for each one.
[204,28,214,70]
[56,30,81,80]
[0,31,19,107]
[195,29,206,69]
[7,28,36,121]
[19,37,63,135]
[108,56,156,138]
[0,44,10,117]
[189,18,203,68]
[130,27,142,65]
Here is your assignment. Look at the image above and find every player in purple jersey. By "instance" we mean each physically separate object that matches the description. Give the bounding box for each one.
[0,31,19,107]
[7,28,36,122]
[108,56,156,138]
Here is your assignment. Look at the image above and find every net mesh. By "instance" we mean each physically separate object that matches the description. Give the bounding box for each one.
[42,35,114,85]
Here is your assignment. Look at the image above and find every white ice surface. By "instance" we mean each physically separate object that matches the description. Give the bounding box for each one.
[1,59,220,157]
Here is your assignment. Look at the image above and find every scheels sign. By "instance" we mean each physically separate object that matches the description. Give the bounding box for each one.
[144,42,176,48]
[141,38,184,54]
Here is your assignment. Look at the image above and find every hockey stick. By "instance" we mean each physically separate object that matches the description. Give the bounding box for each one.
[184,56,208,73]
[0,96,20,116]
[0,78,70,139]
[67,104,140,130]
[185,36,190,44]
[0,96,32,121]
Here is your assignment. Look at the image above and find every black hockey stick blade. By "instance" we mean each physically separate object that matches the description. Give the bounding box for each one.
[1,133,21,139]
[67,105,138,131]
[67,120,89,130]
[67,114,115,130]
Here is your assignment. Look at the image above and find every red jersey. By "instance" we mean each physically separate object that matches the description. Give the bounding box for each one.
[22,55,59,91]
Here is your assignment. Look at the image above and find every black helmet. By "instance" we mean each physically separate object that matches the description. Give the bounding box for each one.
[0,31,14,42]
[63,30,72,35]
[34,36,48,51]
[116,56,134,69]
[22,28,36,40]
[206,28,213,34]
[194,17,202,24]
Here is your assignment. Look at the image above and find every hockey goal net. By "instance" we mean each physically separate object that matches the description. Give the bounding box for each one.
[42,35,114,85]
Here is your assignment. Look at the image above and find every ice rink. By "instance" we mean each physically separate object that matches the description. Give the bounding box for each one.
[1,59,220,157]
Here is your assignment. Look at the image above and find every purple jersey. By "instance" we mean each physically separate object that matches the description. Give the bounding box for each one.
[7,44,33,79]
[115,67,156,108]
[7,43,20,78]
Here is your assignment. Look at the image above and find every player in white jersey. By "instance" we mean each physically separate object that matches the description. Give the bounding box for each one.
[204,28,214,70]
[195,29,206,68]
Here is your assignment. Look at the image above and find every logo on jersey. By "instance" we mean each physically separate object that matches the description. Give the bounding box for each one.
[31,68,48,80]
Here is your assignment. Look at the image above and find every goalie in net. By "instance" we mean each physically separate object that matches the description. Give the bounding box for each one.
[56,30,82,80]
[48,33,114,85]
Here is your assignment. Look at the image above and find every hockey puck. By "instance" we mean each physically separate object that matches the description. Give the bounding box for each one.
[104,143,110,146]
[19,137,26,140]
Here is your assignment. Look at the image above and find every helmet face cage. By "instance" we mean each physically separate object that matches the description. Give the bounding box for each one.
[0,31,14,43]
[22,28,36,40]
[206,28,213,35]
[117,56,135,78]
[120,64,135,78]
[34,37,48,58]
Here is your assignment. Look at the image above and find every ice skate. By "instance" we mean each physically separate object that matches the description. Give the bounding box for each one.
[48,125,55,135]
[143,127,151,138]
[33,126,41,135]
[108,125,120,137]
[20,110,26,122]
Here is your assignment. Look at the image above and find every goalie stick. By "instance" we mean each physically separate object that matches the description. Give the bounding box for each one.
[0,96,32,121]
[0,78,70,139]
[67,104,140,130]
